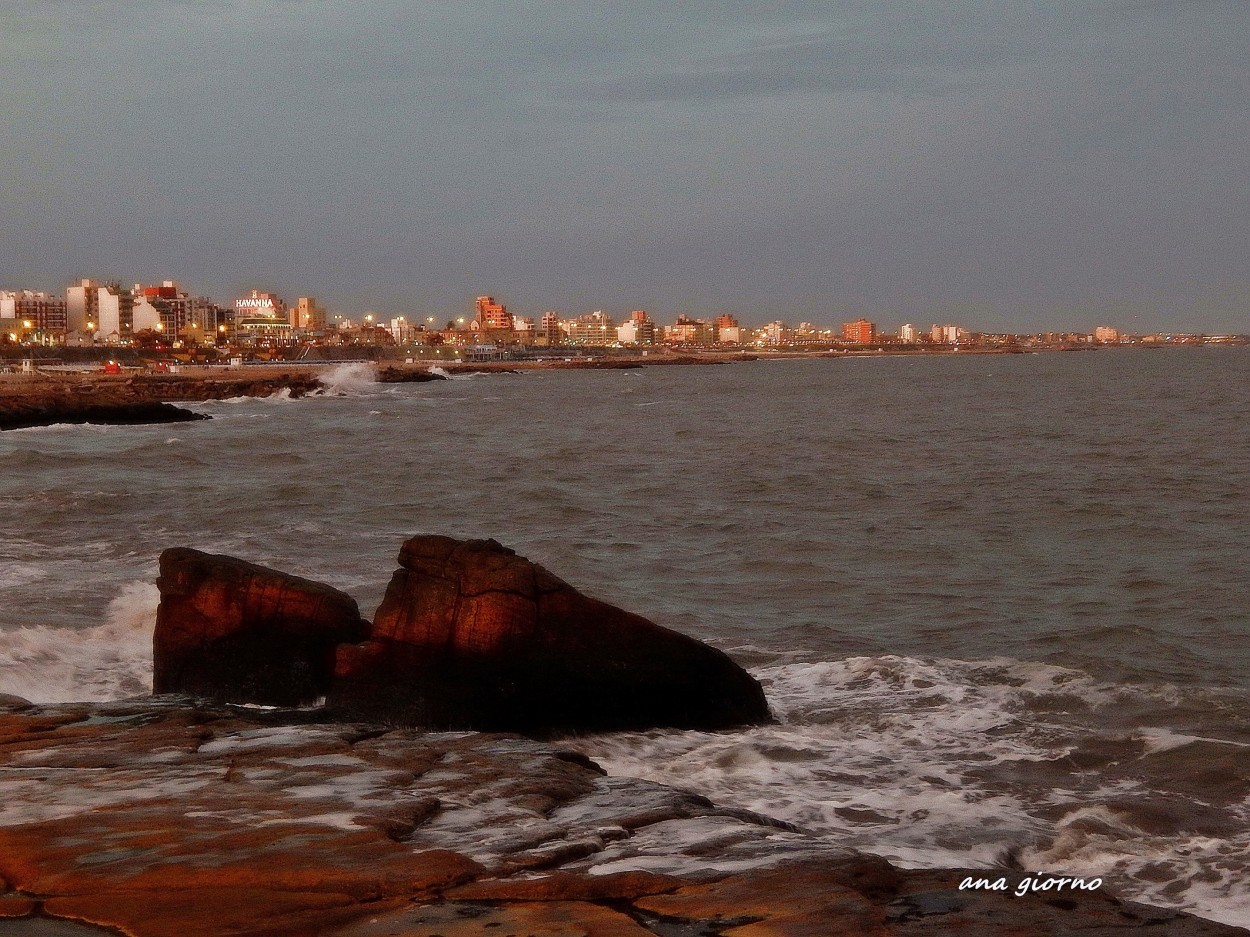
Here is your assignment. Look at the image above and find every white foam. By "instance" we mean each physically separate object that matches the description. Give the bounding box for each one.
[314,362,378,396]
[0,579,157,703]
[570,654,1250,925]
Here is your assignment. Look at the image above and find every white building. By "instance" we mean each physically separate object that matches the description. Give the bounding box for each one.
[899,323,919,343]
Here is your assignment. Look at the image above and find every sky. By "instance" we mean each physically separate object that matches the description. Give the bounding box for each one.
[1,1,1247,332]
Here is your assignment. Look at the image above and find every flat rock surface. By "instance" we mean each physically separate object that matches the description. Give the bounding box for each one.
[0,698,1242,936]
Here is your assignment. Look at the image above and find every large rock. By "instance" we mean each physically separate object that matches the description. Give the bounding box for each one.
[329,536,771,733]
[153,548,369,706]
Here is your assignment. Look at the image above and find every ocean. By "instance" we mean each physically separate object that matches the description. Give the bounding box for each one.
[2,349,1248,925]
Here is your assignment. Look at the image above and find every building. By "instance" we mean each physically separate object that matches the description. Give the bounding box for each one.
[930,323,967,344]
[294,297,327,331]
[566,311,615,345]
[617,310,656,345]
[538,311,564,344]
[0,290,67,336]
[714,314,742,344]
[476,296,513,332]
[234,290,289,342]
[668,314,713,344]
[899,323,919,343]
[760,321,790,345]
[1094,326,1120,344]
[842,318,876,343]
[66,279,101,335]
[94,284,134,342]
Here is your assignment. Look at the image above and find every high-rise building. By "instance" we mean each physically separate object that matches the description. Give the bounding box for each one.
[66,279,101,334]
[899,323,919,343]
[294,297,327,331]
[95,283,134,342]
[617,310,656,345]
[566,310,615,345]
[930,324,966,344]
[476,296,513,331]
[0,290,67,334]
[842,318,876,343]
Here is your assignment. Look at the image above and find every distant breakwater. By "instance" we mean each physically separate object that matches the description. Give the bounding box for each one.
[0,371,324,430]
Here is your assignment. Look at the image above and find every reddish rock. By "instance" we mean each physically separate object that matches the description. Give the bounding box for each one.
[153,548,369,706]
[330,536,771,733]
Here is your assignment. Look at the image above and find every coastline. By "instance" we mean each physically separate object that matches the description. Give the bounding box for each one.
[1,695,1243,937]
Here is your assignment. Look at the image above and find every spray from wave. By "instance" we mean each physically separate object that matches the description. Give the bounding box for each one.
[313,362,378,396]
[0,580,157,703]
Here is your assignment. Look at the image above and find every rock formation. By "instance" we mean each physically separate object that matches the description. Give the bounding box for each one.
[0,399,208,431]
[0,697,1241,937]
[329,536,771,733]
[153,548,368,706]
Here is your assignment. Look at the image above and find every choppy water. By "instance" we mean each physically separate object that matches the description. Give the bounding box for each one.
[2,351,1249,925]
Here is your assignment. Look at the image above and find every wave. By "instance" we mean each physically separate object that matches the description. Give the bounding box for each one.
[0,580,156,704]
[312,362,379,396]
[571,654,1250,927]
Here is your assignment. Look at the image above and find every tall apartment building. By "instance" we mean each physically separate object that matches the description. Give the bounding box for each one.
[617,310,656,345]
[0,291,68,333]
[899,323,919,343]
[930,324,967,344]
[842,318,876,343]
[476,296,513,331]
[294,297,327,331]
[66,279,101,334]
[566,311,615,345]
[762,321,791,345]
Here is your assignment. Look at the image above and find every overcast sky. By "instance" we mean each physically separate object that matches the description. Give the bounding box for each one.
[2,1,1247,331]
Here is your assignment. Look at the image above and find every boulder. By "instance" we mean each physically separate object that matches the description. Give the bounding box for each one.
[330,536,770,733]
[153,548,369,706]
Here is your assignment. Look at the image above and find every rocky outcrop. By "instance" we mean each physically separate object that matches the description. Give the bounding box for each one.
[0,700,1241,937]
[0,399,208,431]
[0,371,327,430]
[329,536,771,733]
[153,548,369,706]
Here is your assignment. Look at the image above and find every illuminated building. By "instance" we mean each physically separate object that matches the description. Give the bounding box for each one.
[842,318,876,343]
[617,310,656,345]
[566,311,615,345]
[1,291,67,335]
[1095,326,1120,343]
[476,296,513,331]
[234,290,290,342]
[295,297,327,331]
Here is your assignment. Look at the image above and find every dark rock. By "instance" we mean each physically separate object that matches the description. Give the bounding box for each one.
[329,536,771,733]
[153,548,369,706]
[0,399,208,431]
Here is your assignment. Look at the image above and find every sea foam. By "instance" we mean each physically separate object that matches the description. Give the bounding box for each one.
[0,580,156,704]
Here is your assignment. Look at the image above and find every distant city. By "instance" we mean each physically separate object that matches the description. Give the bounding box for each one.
[2,279,1245,357]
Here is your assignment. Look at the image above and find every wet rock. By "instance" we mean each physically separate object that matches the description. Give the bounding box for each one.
[0,701,1243,937]
[0,399,208,431]
[153,549,369,706]
[330,536,771,733]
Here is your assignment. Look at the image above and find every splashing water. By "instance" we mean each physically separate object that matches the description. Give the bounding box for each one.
[314,362,378,396]
[0,581,157,703]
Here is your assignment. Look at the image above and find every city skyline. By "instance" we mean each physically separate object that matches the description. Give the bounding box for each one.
[2,2,1247,332]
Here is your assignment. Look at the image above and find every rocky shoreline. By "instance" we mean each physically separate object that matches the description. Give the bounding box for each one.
[1,538,1243,934]
[0,695,1241,937]
[0,371,324,430]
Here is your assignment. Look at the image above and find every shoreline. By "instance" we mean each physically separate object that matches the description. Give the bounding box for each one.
[0,694,1243,937]
[0,343,1236,428]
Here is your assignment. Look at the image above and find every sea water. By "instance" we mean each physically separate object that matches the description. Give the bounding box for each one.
[2,350,1248,925]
